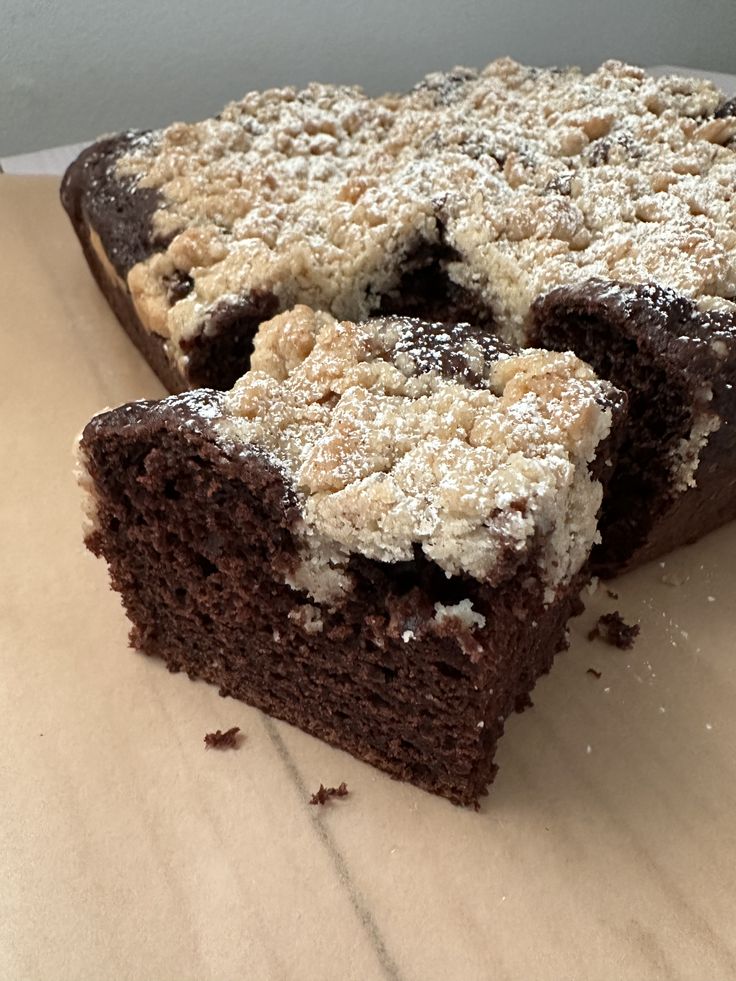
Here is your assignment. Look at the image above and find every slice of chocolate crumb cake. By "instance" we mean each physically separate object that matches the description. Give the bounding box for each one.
[77,308,625,805]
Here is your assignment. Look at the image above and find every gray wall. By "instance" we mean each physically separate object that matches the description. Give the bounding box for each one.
[3,0,736,155]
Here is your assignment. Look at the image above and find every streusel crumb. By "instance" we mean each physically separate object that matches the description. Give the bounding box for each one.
[117,60,736,353]
[217,307,618,603]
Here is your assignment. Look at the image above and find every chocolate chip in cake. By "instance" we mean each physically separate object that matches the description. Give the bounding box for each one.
[714,97,736,119]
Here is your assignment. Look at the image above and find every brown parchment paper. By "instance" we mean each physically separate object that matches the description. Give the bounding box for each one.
[1,176,735,981]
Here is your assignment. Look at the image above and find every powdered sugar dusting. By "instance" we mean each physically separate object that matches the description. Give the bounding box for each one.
[217,306,617,602]
[116,59,736,349]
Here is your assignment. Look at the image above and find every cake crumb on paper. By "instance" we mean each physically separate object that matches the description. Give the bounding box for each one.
[204,726,241,749]
[309,782,349,805]
[514,691,534,712]
[588,612,640,649]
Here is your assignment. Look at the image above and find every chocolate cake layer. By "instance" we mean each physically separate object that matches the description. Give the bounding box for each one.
[77,311,624,804]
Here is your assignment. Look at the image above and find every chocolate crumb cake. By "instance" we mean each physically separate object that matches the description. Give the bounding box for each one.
[77,308,625,805]
[62,59,736,572]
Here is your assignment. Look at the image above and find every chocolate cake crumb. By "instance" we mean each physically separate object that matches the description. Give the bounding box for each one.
[309,782,349,805]
[606,589,619,600]
[586,667,602,679]
[514,691,534,713]
[204,726,241,749]
[588,612,640,649]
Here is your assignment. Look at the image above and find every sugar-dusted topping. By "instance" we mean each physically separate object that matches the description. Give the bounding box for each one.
[434,600,487,631]
[116,59,736,347]
[217,307,616,603]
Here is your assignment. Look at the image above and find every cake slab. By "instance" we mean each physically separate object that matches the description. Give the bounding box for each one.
[3,175,736,981]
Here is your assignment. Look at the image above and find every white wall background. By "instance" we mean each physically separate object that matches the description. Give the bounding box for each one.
[2,0,735,155]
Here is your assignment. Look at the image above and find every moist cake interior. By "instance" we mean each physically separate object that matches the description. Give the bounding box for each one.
[530,280,732,572]
[533,307,692,571]
[375,235,496,331]
[540,316,692,572]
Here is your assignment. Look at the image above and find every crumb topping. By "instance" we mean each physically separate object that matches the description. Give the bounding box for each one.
[217,307,616,602]
[74,437,101,537]
[434,599,487,631]
[116,59,736,350]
